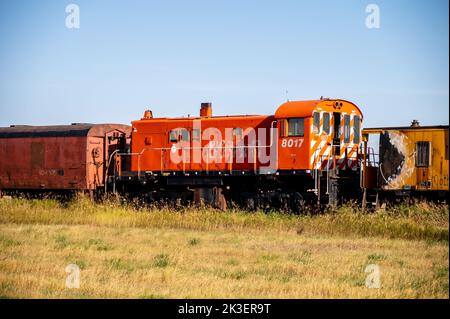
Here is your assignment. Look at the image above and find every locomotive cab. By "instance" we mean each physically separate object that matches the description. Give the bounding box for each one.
[273,99,363,206]
[275,99,363,172]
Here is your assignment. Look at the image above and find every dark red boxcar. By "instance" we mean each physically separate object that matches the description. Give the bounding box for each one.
[0,124,130,192]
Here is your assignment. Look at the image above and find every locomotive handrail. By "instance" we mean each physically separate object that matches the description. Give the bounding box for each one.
[366,147,379,167]
[109,121,278,179]
[107,143,270,182]
[109,122,358,189]
[311,144,358,170]
[311,144,360,200]
[104,149,120,193]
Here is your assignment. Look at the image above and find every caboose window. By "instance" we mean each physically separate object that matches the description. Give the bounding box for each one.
[416,141,431,167]
[287,118,304,137]
[313,112,320,134]
[353,116,361,144]
[323,113,330,134]
[344,115,350,143]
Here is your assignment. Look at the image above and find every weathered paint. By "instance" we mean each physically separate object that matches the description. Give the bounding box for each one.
[380,130,415,189]
[0,124,130,191]
[367,126,449,191]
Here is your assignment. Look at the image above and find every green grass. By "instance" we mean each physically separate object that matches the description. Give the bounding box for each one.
[0,197,448,298]
[188,238,200,246]
[153,254,170,268]
[0,197,447,242]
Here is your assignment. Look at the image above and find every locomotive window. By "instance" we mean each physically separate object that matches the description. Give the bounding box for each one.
[287,118,304,137]
[280,120,288,137]
[313,112,320,134]
[344,115,350,143]
[416,141,431,167]
[169,130,178,143]
[192,129,200,141]
[233,128,243,139]
[334,113,341,138]
[169,129,190,143]
[353,116,361,144]
[180,129,190,142]
[323,113,330,134]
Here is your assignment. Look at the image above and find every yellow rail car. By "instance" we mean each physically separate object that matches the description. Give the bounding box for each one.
[361,122,448,205]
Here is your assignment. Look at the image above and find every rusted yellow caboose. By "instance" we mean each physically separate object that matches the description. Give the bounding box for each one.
[361,122,449,203]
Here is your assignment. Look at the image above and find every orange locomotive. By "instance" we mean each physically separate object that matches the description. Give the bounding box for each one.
[113,98,363,210]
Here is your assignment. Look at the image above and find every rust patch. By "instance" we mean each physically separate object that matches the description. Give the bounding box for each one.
[379,131,415,189]
[30,142,45,169]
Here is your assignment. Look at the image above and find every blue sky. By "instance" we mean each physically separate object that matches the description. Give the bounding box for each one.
[0,0,448,127]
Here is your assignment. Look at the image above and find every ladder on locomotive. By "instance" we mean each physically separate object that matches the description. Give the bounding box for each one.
[311,145,339,207]
[362,146,380,209]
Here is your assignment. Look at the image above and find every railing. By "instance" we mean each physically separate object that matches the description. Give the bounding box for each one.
[311,144,359,196]
[359,145,382,189]
[311,145,359,170]
[366,147,379,167]
[105,122,278,192]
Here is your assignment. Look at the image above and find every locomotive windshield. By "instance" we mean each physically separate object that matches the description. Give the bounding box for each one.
[344,115,351,143]
[323,113,330,134]
[313,112,320,134]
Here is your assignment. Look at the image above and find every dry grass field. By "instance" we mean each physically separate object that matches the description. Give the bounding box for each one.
[0,197,448,298]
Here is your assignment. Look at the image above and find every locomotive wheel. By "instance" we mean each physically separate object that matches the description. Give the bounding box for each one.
[290,192,306,214]
[281,193,290,211]
[244,197,256,211]
[241,193,258,211]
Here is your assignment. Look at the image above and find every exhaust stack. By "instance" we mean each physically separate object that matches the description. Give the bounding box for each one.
[143,110,153,119]
[200,102,212,118]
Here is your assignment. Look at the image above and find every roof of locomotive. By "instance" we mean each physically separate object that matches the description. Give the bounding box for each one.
[274,99,363,119]
[132,114,271,124]
[0,123,131,138]
[133,99,363,125]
